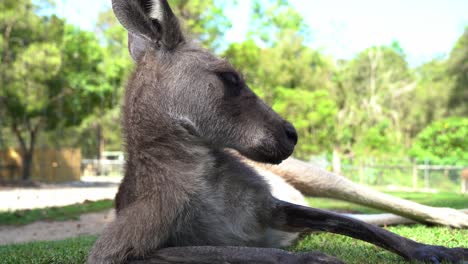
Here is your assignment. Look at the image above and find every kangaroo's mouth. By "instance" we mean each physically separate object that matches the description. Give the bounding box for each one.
[239,140,295,165]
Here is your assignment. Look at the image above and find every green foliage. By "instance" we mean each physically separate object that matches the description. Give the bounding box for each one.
[0,0,66,178]
[7,42,61,115]
[357,119,401,155]
[273,88,337,158]
[1,0,65,123]
[293,225,468,264]
[223,4,467,162]
[0,0,128,179]
[448,27,468,116]
[404,60,453,140]
[332,46,414,156]
[410,117,468,165]
[45,25,116,129]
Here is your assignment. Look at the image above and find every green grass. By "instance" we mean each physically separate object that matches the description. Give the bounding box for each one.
[0,200,114,226]
[292,226,468,264]
[298,192,468,263]
[0,192,466,263]
[307,191,468,214]
[0,236,96,264]
[1,227,466,264]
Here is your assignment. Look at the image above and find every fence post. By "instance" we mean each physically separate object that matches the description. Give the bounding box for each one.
[359,159,365,184]
[412,161,418,190]
[424,159,429,189]
[462,169,468,194]
[462,178,467,194]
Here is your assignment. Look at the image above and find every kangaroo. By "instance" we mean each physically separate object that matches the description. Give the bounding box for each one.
[87,1,468,263]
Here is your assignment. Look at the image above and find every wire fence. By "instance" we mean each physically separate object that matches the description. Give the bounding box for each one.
[341,160,465,193]
[80,156,467,193]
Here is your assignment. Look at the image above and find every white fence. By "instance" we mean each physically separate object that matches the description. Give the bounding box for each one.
[81,159,124,177]
[340,160,466,192]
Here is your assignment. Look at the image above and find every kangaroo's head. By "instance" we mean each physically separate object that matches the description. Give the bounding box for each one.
[113,0,297,164]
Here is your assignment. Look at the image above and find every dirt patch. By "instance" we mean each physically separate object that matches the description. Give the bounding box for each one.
[0,209,115,245]
[0,178,121,245]
[0,177,120,211]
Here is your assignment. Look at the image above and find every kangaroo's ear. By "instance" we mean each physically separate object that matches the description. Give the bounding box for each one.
[112,0,184,60]
[128,32,150,62]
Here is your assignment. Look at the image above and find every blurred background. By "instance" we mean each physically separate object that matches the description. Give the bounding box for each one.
[0,0,467,193]
[0,1,467,262]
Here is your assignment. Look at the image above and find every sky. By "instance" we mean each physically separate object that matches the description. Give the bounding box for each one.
[55,0,468,67]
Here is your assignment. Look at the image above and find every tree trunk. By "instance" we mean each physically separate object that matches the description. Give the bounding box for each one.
[22,129,38,181]
[12,122,38,181]
[97,123,104,160]
[96,123,103,175]
[21,150,33,181]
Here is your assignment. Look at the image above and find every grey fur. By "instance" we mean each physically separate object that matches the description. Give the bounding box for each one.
[87,1,468,263]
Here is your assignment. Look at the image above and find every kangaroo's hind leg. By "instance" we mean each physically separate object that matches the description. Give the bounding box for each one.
[271,199,468,264]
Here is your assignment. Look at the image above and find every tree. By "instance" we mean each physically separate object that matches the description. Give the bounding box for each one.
[272,88,337,159]
[410,117,468,165]
[332,46,414,157]
[447,27,468,116]
[0,0,116,180]
[1,0,64,180]
[403,60,453,142]
[65,9,134,159]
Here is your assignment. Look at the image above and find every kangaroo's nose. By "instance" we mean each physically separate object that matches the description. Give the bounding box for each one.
[284,122,298,145]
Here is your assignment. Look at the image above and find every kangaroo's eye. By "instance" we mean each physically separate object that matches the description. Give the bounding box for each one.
[219,72,241,87]
[219,72,243,97]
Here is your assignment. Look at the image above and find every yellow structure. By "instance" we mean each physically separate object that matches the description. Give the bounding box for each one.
[0,148,81,182]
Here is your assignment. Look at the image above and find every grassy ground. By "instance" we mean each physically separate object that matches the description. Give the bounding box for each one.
[1,227,466,264]
[0,200,113,225]
[292,226,468,264]
[0,236,96,264]
[0,192,466,263]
